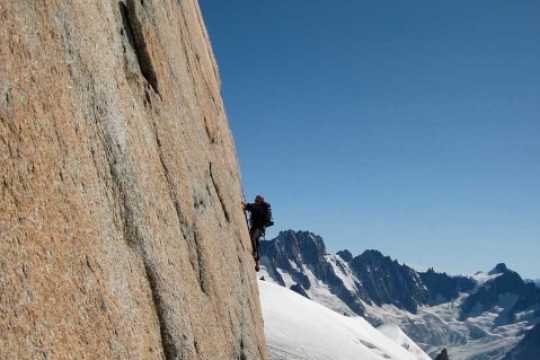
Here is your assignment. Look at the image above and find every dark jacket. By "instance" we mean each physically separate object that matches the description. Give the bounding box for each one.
[245,202,269,229]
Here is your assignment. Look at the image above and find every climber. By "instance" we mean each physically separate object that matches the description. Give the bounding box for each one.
[242,195,273,272]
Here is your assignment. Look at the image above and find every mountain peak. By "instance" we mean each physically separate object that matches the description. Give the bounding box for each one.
[489,263,509,275]
[336,249,353,262]
[461,263,534,321]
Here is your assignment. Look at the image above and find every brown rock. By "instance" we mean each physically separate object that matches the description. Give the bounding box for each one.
[0,1,268,359]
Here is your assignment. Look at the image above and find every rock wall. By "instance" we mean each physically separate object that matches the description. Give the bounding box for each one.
[0,1,268,359]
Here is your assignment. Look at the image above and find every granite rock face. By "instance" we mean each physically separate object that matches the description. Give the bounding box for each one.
[0,1,268,359]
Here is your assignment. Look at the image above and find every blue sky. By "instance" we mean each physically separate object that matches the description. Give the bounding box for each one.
[199,1,540,279]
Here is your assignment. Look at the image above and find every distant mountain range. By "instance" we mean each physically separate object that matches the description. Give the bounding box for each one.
[258,230,540,360]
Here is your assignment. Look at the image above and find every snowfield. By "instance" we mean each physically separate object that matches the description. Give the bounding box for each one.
[377,323,432,360]
[259,280,431,360]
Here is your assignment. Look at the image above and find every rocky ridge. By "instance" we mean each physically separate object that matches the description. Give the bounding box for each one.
[259,230,476,315]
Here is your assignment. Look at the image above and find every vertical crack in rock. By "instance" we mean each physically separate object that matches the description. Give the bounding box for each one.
[99,125,180,360]
[150,120,204,293]
[204,116,215,145]
[151,125,172,192]
[192,230,207,294]
[120,185,180,360]
[238,339,248,360]
[143,260,179,360]
[120,0,160,95]
[229,323,249,360]
[174,197,202,291]
[119,2,139,81]
[209,162,230,223]
[148,119,210,297]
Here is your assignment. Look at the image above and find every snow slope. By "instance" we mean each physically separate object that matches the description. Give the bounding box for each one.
[378,323,432,360]
[259,280,431,360]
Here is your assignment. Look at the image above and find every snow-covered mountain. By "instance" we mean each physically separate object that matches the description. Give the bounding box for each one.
[259,280,431,360]
[258,230,540,360]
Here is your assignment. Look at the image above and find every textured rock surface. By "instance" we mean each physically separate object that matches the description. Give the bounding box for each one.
[0,1,268,359]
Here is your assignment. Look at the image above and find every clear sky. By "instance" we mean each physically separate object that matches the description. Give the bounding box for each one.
[199,1,540,279]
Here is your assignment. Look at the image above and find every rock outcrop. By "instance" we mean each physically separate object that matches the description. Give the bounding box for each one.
[434,348,450,360]
[0,1,268,359]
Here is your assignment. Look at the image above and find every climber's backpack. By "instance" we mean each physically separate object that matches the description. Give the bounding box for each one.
[262,202,274,228]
